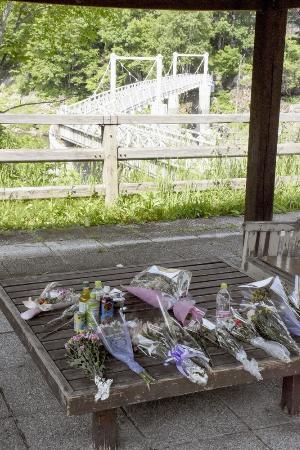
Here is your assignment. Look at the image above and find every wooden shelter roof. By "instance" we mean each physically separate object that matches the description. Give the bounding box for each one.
[11,0,300,10]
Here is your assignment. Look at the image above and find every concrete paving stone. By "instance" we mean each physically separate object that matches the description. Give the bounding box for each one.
[17,410,91,450]
[255,422,300,450]
[0,242,52,259]
[172,235,244,263]
[45,238,104,255]
[108,242,183,266]
[2,255,73,277]
[0,359,59,416]
[0,311,12,333]
[166,431,269,450]
[131,217,242,238]
[65,242,183,272]
[118,410,149,450]
[0,332,28,369]
[0,417,26,449]
[215,379,300,430]
[125,391,247,447]
[0,393,10,419]
[17,408,146,450]
[82,223,150,245]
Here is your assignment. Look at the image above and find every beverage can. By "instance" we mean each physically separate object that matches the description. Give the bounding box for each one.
[101,296,114,323]
[74,311,86,333]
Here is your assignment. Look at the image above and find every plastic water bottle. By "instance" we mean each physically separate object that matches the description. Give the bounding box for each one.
[92,280,103,301]
[216,283,231,324]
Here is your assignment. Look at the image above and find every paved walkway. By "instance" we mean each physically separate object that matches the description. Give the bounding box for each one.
[0,212,299,450]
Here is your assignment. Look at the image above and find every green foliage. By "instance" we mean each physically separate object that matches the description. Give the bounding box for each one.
[1,4,299,98]
[0,183,298,231]
[283,37,300,96]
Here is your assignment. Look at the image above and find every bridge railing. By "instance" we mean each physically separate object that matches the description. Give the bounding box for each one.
[0,113,299,204]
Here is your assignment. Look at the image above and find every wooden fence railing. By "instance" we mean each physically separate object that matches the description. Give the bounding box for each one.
[0,113,299,204]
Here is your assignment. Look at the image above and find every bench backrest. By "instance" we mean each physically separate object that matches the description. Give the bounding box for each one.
[242,220,300,270]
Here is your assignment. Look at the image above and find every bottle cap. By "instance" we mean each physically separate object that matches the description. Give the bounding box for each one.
[95,280,102,288]
[103,286,110,294]
[82,281,89,288]
[220,283,228,289]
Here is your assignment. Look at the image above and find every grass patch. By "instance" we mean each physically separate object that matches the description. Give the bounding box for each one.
[0,184,299,231]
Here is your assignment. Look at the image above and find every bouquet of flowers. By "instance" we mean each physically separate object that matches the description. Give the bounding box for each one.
[123,266,205,326]
[123,265,192,310]
[65,332,112,401]
[224,308,290,362]
[247,303,300,356]
[129,307,210,386]
[21,282,79,320]
[240,277,300,336]
[96,313,155,385]
[198,318,263,380]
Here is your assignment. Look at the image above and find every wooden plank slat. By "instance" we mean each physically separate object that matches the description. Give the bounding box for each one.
[2,257,220,287]
[5,261,229,294]
[118,143,300,160]
[0,148,104,162]
[66,357,300,415]
[1,112,300,126]
[1,175,298,201]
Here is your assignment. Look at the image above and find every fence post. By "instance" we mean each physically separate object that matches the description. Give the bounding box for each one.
[102,124,118,205]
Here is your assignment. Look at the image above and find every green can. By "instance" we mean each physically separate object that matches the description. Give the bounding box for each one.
[74,311,86,333]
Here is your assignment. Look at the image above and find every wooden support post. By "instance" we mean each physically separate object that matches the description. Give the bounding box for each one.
[92,409,118,450]
[103,125,119,205]
[245,4,288,221]
[281,375,300,415]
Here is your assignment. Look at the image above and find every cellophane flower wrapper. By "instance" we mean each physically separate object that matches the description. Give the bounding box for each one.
[289,276,300,313]
[201,318,263,380]
[96,313,155,385]
[224,308,290,363]
[21,282,79,320]
[246,302,300,356]
[65,332,112,402]
[129,319,209,386]
[240,277,300,336]
[123,265,192,310]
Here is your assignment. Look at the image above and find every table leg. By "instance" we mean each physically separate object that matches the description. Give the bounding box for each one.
[281,375,300,415]
[92,408,118,450]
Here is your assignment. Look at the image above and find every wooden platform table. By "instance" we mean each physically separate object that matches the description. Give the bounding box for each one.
[1,257,300,449]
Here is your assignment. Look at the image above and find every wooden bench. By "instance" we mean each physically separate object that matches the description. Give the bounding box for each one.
[242,220,300,273]
[1,257,300,449]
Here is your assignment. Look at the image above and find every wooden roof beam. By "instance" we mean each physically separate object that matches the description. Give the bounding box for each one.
[9,0,300,10]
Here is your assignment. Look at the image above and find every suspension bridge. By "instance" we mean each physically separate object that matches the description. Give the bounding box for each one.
[50,52,213,149]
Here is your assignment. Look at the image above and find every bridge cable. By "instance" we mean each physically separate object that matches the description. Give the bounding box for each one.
[118,61,139,82]
[144,61,156,81]
[194,59,204,74]
[93,61,110,94]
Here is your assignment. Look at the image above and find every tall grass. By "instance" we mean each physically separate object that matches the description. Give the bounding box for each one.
[0,184,299,231]
[0,125,299,230]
